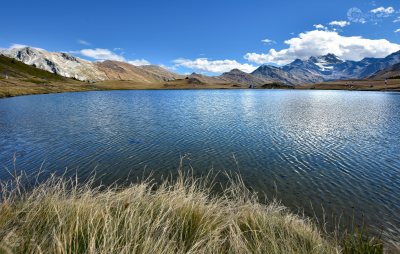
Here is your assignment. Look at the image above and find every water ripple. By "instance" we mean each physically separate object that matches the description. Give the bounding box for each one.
[0,90,399,237]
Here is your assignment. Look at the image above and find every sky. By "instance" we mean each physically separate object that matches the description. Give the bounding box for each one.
[1,0,400,75]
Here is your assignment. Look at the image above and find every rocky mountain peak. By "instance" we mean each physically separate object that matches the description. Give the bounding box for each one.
[309,53,343,64]
[227,68,245,74]
[60,52,79,62]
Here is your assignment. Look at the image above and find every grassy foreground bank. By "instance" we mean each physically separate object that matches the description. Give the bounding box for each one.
[0,172,385,254]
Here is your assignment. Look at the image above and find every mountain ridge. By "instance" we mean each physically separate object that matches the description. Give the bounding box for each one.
[252,51,400,85]
[1,46,400,86]
[0,47,182,83]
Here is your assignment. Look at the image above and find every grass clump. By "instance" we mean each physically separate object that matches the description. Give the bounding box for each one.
[341,227,384,254]
[0,170,341,254]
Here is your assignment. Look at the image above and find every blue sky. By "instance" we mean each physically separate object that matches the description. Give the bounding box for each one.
[1,0,400,74]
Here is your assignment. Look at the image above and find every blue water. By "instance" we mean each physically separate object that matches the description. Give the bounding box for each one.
[0,90,399,236]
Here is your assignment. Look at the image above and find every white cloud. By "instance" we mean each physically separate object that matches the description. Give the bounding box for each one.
[313,24,326,29]
[6,43,44,51]
[395,29,400,33]
[173,58,257,73]
[160,64,177,71]
[347,6,395,24]
[394,17,400,23]
[78,48,150,66]
[329,20,351,27]
[261,38,276,44]
[244,30,400,65]
[128,59,150,66]
[80,48,125,61]
[77,40,91,46]
[370,6,395,15]
[10,43,29,49]
[347,7,367,23]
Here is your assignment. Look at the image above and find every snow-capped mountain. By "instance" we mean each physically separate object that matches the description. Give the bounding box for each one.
[311,54,344,69]
[253,51,400,85]
[0,47,107,81]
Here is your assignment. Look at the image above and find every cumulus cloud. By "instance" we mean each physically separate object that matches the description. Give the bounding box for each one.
[80,48,125,61]
[10,43,29,49]
[393,17,400,23]
[173,58,257,73]
[313,24,326,30]
[244,30,400,65]
[261,38,276,45]
[370,6,395,17]
[77,40,91,46]
[77,48,150,66]
[347,6,395,24]
[4,43,45,51]
[128,59,150,66]
[395,29,400,33]
[329,20,350,27]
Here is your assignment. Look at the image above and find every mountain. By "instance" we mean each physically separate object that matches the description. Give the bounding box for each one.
[252,65,303,85]
[182,69,272,86]
[0,54,69,82]
[0,47,182,83]
[139,65,183,81]
[371,62,400,79]
[2,46,400,86]
[1,47,268,86]
[95,61,182,83]
[0,47,107,81]
[220,69,272,86]
[162,69,274,88]
[0,54,90,98]
[253,51,400,85]
[253,54,346,85]
[185,73,224,84]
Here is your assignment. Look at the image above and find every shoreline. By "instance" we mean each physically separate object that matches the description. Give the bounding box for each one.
[1,78,400,99]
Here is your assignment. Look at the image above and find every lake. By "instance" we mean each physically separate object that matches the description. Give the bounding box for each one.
[0,90,399,237]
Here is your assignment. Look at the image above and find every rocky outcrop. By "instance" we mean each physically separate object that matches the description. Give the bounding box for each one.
[1,47,107,81]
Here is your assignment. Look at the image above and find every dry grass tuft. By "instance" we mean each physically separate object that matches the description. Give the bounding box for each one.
[0,169,340,254]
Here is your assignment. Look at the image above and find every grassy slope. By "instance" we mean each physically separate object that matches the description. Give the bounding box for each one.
[0,55,67,81]
[0,55,96,98]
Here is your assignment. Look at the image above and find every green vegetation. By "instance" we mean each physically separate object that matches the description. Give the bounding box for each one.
[0,169,388,254]
[342,227,383,254]
[261,82,294,89]
[0,55,65,81]
[0,55,92,98]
